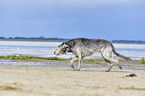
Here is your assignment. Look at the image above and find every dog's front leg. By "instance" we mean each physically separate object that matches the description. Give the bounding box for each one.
[70,57,78,70]
[75,54,82,71]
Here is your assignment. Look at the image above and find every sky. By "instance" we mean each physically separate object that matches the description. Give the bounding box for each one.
[0,0,145,41]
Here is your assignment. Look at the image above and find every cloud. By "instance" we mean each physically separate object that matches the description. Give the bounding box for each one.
[0,0,139,8]
[58,0,136,8]
[0,0,144,12]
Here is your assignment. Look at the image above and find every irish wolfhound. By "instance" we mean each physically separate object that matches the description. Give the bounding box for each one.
[54,38,131,72]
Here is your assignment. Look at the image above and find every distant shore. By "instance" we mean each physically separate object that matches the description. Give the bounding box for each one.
[1,37,145,44]
[0,36,69,42]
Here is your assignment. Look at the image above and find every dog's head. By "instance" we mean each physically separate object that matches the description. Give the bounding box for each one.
[54,42,69,55]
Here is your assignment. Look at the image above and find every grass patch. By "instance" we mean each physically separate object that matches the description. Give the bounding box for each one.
[0,55,63,61]
[141,57,145,64]
[83,59,95,63]
[69,58,102,64]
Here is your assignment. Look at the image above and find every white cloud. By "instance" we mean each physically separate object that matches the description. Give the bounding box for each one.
[0,0,143,10]
[0,0,144,14]
[58,0,135,8]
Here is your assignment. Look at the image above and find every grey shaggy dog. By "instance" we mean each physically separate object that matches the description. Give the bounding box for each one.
[54,38,131,72]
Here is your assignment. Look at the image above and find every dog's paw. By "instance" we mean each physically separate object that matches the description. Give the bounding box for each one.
[105,70,110,72]
[71,65,75,69]
[74,69,80,71]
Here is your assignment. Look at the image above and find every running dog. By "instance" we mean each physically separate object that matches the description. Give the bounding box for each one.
[54,38,131,72]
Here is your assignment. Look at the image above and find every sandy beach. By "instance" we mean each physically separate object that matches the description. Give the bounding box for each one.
[0,59,145,96]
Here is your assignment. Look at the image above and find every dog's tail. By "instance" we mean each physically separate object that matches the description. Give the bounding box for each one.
[111,44,132,61]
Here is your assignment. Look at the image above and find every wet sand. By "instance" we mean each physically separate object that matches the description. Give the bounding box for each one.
[0,59,145,96]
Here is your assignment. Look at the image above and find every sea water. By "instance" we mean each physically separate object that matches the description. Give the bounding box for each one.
[0,41,145,59]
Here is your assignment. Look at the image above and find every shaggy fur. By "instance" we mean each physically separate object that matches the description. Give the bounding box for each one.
[54,38,131,72]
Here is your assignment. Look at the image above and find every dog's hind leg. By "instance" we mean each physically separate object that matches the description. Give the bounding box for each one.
[106,63,113,72]
[101,55,113,72]
[101,47,122,72]
[101,54,122,72]
[106,56,122,70]
[114,58,122,70]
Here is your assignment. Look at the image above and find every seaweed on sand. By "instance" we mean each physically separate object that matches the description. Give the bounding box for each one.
[0,55,63,61]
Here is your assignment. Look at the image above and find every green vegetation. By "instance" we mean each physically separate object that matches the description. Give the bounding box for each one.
[0,55,63,61]
[69,58,73,61]
[1,36,145,44]
[141,57,145,64]
[0,36,69,42]
[83,59,95,63]
[69,58,101,64]
[112,40,145,44]
[0,55,101,64]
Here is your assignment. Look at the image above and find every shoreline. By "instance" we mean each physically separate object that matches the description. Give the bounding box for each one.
[0,57,144,71]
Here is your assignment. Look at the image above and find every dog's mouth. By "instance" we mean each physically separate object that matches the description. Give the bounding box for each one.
[55,53,61,55]
[54,51,64,55]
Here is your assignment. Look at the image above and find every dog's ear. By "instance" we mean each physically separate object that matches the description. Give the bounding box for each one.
[62,42,69,53]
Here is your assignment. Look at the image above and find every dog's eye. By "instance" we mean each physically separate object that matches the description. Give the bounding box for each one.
[64,47,67,50]
[61,48,66,52]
